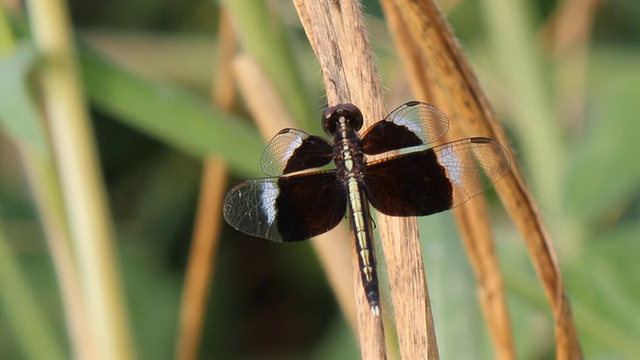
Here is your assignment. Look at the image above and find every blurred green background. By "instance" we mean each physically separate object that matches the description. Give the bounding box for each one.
[1,0,639,359]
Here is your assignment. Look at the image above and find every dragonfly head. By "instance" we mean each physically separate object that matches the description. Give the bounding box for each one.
[322,103,363,136]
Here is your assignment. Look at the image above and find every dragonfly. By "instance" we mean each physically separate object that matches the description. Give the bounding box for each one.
[223,101,511,316]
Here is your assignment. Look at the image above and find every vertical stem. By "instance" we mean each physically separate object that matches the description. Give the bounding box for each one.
[26,0,134,359]
[1,6,93,358]
[175,13,235,360]
[21,149,96,359]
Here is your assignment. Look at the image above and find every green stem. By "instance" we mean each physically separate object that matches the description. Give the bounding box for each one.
[0,221,65,360]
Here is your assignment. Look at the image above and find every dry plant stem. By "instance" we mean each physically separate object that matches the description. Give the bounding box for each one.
[380,1,515,359]
[176,159,227,360]
[27,0,134,359]
[293,1,390,359]
[385,0,582,358]
[175,11,235,360]
[233,54,357,327]
[454,199,515,359]
[295,1,441,359]
[211,10,237,110]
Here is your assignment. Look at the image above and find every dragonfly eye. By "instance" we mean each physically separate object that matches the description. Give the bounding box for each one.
[322,103,364,135]
[322,106,338,136]
[342,103,363,131]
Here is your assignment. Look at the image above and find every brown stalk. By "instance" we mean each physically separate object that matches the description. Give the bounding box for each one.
[175,11,234,360]
[294,1,440,359]
[380,1,515,358]
[383,0,582,358]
